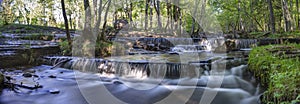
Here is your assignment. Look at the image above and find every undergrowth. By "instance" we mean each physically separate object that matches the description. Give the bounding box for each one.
[248,44,300,104]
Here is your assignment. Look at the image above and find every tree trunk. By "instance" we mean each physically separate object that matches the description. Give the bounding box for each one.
[81,0,94,57]
[94,0,103,37]
[149,0,153,30]
[101,0,111,40]
[237,0,244,32]
[69,14,72,30]
[190,0,201,35]
[127,2,133,28]
[196,0,206,34]
[297,0,300,30]
[145,0,150,31]
[282,0,292,32]
[165,0,170,32]
[93,0,98,20]
[154,0,162,29]
[84,0,92,32]
[173,0,180,35]
[130,2,133,22]
[61,0,72,47]
[267,0,276,33]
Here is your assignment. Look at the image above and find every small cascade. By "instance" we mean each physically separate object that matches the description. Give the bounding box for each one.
[171,45,205,52]
[165,38,194,46]
[44,56,104,72]
[234,39,257,49]
[43,56,202,79]
[21,38,264,104]
[102,62,199,78]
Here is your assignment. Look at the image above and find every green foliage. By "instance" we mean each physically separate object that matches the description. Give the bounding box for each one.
[248,44,300,103]
[59,39,113,57]
[59,40,71,55]
[248,31,300,38]
[95,41,112,57]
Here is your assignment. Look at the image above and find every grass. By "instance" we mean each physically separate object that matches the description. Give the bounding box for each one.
[248,44,300,104]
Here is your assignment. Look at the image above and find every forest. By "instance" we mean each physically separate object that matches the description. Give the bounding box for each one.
[1,0,299,37]
[0,0,300,104]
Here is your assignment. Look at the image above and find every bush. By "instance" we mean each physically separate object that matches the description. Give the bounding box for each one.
[59,40,71,55]
[95,41,112,57]
[60,39,113,57]
[248,44,300,104]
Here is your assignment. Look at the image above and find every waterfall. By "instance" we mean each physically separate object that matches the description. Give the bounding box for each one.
[234,39,257,49]
[44,56,202,79]
[171,45,205,52]
[99,61,200,78]
[44,56,104,72]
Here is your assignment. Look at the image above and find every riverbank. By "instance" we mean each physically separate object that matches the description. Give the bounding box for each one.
[0,24,66,34]
[0,73,3,91]
[248,44,300,103]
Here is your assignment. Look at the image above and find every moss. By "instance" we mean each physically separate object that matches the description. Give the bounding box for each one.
[248,44,300,104]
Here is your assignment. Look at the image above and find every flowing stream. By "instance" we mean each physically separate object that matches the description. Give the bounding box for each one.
[0,36,264,104]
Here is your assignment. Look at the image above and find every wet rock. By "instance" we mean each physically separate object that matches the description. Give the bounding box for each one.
[168,52,179,55]
[0,73,4,88]
[12,79,43,90]
[113,80,123,84]
[24,69,36,73]
[49,89,60,94]
[134,38,174,51]
[48,75,57,78]
[23,72,33,78]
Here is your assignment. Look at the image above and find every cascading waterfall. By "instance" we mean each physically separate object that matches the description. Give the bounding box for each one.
[44,56,203,79]
[109,62,199,78]
[171,45,205,52]
[234,39,258,49]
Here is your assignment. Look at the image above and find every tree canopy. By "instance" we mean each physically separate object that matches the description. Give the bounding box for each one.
[0,0,299,36]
